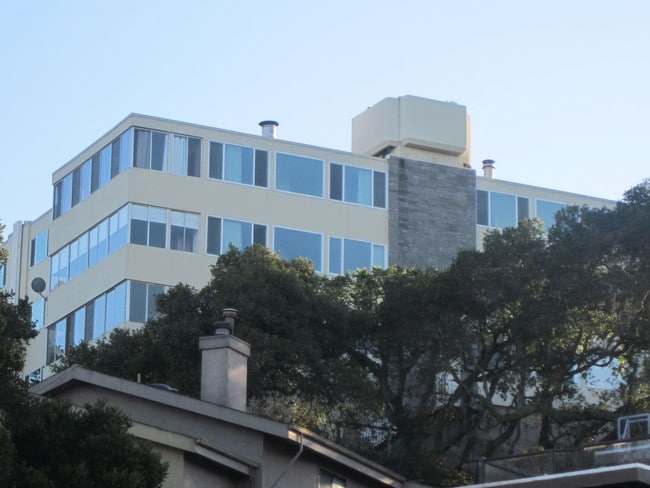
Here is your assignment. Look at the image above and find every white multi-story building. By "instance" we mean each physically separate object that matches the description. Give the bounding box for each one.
[0,95,612,383]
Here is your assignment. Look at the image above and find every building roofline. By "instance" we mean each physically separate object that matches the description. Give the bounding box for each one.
[477,175,617,205]
[30,364,405,486]
[52,113,382,182]
[466,463,650,488]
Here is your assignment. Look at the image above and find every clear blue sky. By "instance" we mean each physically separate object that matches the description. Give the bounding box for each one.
[2,1,649,230]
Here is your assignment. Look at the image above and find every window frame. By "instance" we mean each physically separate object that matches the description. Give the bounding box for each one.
[330,163,387,209]
[273,226,323,272]
[535,198,567,231]
[30,230,48,267]
[209,141,269,188]
[275,152,324,198]
[206,215,267,256]
[328,236,386,275]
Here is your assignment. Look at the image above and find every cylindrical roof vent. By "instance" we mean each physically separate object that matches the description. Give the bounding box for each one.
[482,159,495,179]
[259,120,279,138]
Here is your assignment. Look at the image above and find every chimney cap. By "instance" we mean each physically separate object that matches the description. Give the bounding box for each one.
[216,308,239,335]
[258,120,279,128]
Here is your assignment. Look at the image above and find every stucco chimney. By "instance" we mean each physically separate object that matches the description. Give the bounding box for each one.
[259,120,279,138]
[482,159,495,179]
[199,308,250,411]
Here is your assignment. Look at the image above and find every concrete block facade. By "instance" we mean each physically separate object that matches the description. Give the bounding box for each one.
[389,156,476,269]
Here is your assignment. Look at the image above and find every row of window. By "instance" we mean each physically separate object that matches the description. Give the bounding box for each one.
[209,141,268,187]
[50,206,128,290]
[53,128,389,220]
[49,202,387,291]
[330,163,386,208]
[49,204,199,290]
[134,129,201,176]
[209,142,389,208]
[476,190,566,231]
[47,280,164,364]
[53,128,202,219]
[53,130,132,219]
[209,142,389,207]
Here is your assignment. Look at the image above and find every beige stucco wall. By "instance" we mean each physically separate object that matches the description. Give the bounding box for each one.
[22,114,391,379]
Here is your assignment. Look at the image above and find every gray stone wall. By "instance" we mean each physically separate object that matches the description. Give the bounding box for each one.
[388,157,476,270]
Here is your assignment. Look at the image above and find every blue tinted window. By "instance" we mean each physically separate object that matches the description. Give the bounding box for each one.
[31,298,45,330]
[70,232,88,278]
[490,192,517,228]
[0,264,5,287]
[329,237,342,274]
[134,129,151,169]
[69,308,86,346]
[172,135,187,175]
[129,281,148,323]
[344,166,372,206]
[517,196,530,222]
[329,238,387,275]
[50,251,59,290]
[105,282,126,333]
[207,217,266,255]
[209,142,223,179]
[372,244,386,267]
[91,294,106,338]
[71,167,81,207]
[47,319,66,364]
[276,153,323,197]
[254,150,268,187]
[151,131,168,171]
[99,145,111,187]
[477,190,489,226]
[373,171,386,208]
[61,174,72,214]
[119,129,133,172]
[53,181,63,219]
[109,206,128,253]
[68,240,81,281]
[129,281,165,323]
[344,239,371,273]
[207,216,222,255]
[170,211,199,252]
[58,246,69,287]
[274,227,322,272]
[80,159,92,201]
[147,284,164,320]
[330,163,386,208]
[253,224,267,246]
[96,220,109,262]
[30,230,48,267]
[536,200,566,231]
[225,144,254,185]
[223,218,253,250]
[330,164,343,201]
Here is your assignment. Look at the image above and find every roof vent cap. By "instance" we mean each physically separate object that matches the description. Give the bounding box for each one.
[259,120,279,138]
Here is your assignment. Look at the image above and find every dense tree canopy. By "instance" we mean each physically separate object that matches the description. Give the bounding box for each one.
[61,180,650,485]
[0,222,167,488]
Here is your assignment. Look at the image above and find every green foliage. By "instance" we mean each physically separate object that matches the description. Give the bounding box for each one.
[1,398,167,488]
[59,180,650,485]
[0,221,167,487]
[0,291,37,403]
[0,220,8,265]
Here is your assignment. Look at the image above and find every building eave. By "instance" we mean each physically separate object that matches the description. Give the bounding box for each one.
[30,364,405,486]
